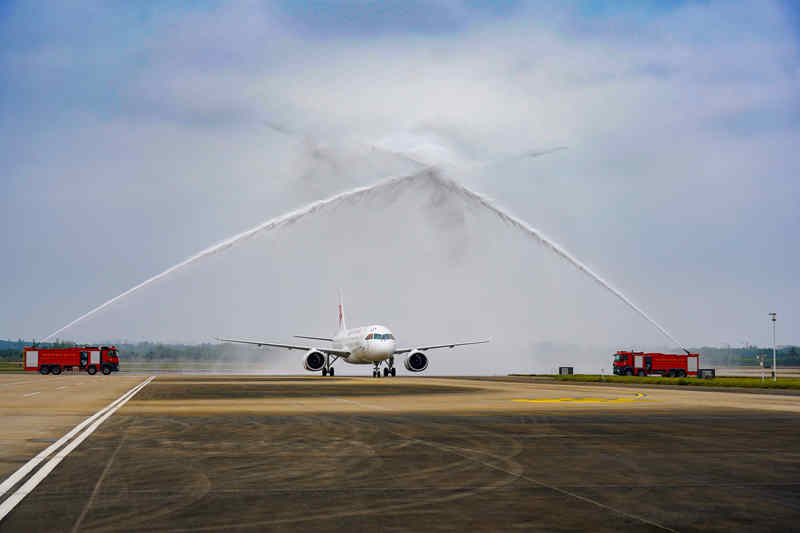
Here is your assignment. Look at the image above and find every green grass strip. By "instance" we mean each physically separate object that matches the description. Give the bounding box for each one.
[554,374,800,389]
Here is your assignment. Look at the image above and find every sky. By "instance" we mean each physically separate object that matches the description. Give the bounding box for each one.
[1,1,798,373]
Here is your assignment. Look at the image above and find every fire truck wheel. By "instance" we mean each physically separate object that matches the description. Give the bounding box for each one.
[637,370,646,377]
[625,369,633,376]
[39,366,50,375]
[51,366,62,375]
[101,366,112,375]
[678,370,687,378]
[87,366,97,375]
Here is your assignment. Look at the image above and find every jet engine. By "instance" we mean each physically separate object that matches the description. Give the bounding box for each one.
[303,350,326,372]
[404,351,429,372]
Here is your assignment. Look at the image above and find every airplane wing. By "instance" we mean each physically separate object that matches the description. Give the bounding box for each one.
[393,339,490,354]
[294,335,334,342]
[215,337,350,357]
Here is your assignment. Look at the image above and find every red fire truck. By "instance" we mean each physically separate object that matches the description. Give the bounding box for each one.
[23,346,120,376]
[612,351,699,377]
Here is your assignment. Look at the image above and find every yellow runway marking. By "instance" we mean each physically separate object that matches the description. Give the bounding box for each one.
[513,393,655,404]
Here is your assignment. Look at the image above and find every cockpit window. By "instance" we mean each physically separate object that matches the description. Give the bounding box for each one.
[367,333,395,340]
[614,354,627,362]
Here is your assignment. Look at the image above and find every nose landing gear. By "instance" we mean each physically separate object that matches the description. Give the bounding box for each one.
[373,359,396,378]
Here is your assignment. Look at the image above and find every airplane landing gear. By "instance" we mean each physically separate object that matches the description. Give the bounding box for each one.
[377,358,396,377]
[322,355,336,377]
[372,359,397,378]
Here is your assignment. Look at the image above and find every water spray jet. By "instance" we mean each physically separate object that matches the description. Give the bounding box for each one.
[41,169,686,352]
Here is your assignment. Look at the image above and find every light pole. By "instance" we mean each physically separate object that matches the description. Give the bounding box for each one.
[769,312,777,382]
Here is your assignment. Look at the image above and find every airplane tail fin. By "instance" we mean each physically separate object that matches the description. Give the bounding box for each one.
[338,289,347,332]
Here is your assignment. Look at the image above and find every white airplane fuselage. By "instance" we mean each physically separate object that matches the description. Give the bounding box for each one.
[217,293,488,376]
[333,325,396,364]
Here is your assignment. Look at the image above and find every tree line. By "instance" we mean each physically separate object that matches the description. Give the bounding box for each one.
[2,339,798,366]
[0,339,261,362]
[696,345,799,367]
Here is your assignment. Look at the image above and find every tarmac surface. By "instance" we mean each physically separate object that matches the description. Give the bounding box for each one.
[1,374,800,532]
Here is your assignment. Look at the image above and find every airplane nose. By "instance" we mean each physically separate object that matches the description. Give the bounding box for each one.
[370,339,395,356]
[384,340,396,357]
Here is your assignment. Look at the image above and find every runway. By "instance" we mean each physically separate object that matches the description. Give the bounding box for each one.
[1,374,799,532]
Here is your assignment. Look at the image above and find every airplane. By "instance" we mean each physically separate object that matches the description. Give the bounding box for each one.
[217,292,489,377]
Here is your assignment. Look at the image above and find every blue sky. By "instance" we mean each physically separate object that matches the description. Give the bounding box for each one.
[1,1,798,368]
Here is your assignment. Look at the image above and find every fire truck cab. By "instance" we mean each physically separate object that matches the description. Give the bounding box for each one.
[613,350,699,377]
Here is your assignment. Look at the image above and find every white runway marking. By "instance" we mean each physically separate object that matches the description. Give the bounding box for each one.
[22,392,40,397]
[0,376,155,522]
[0,381,36,388]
